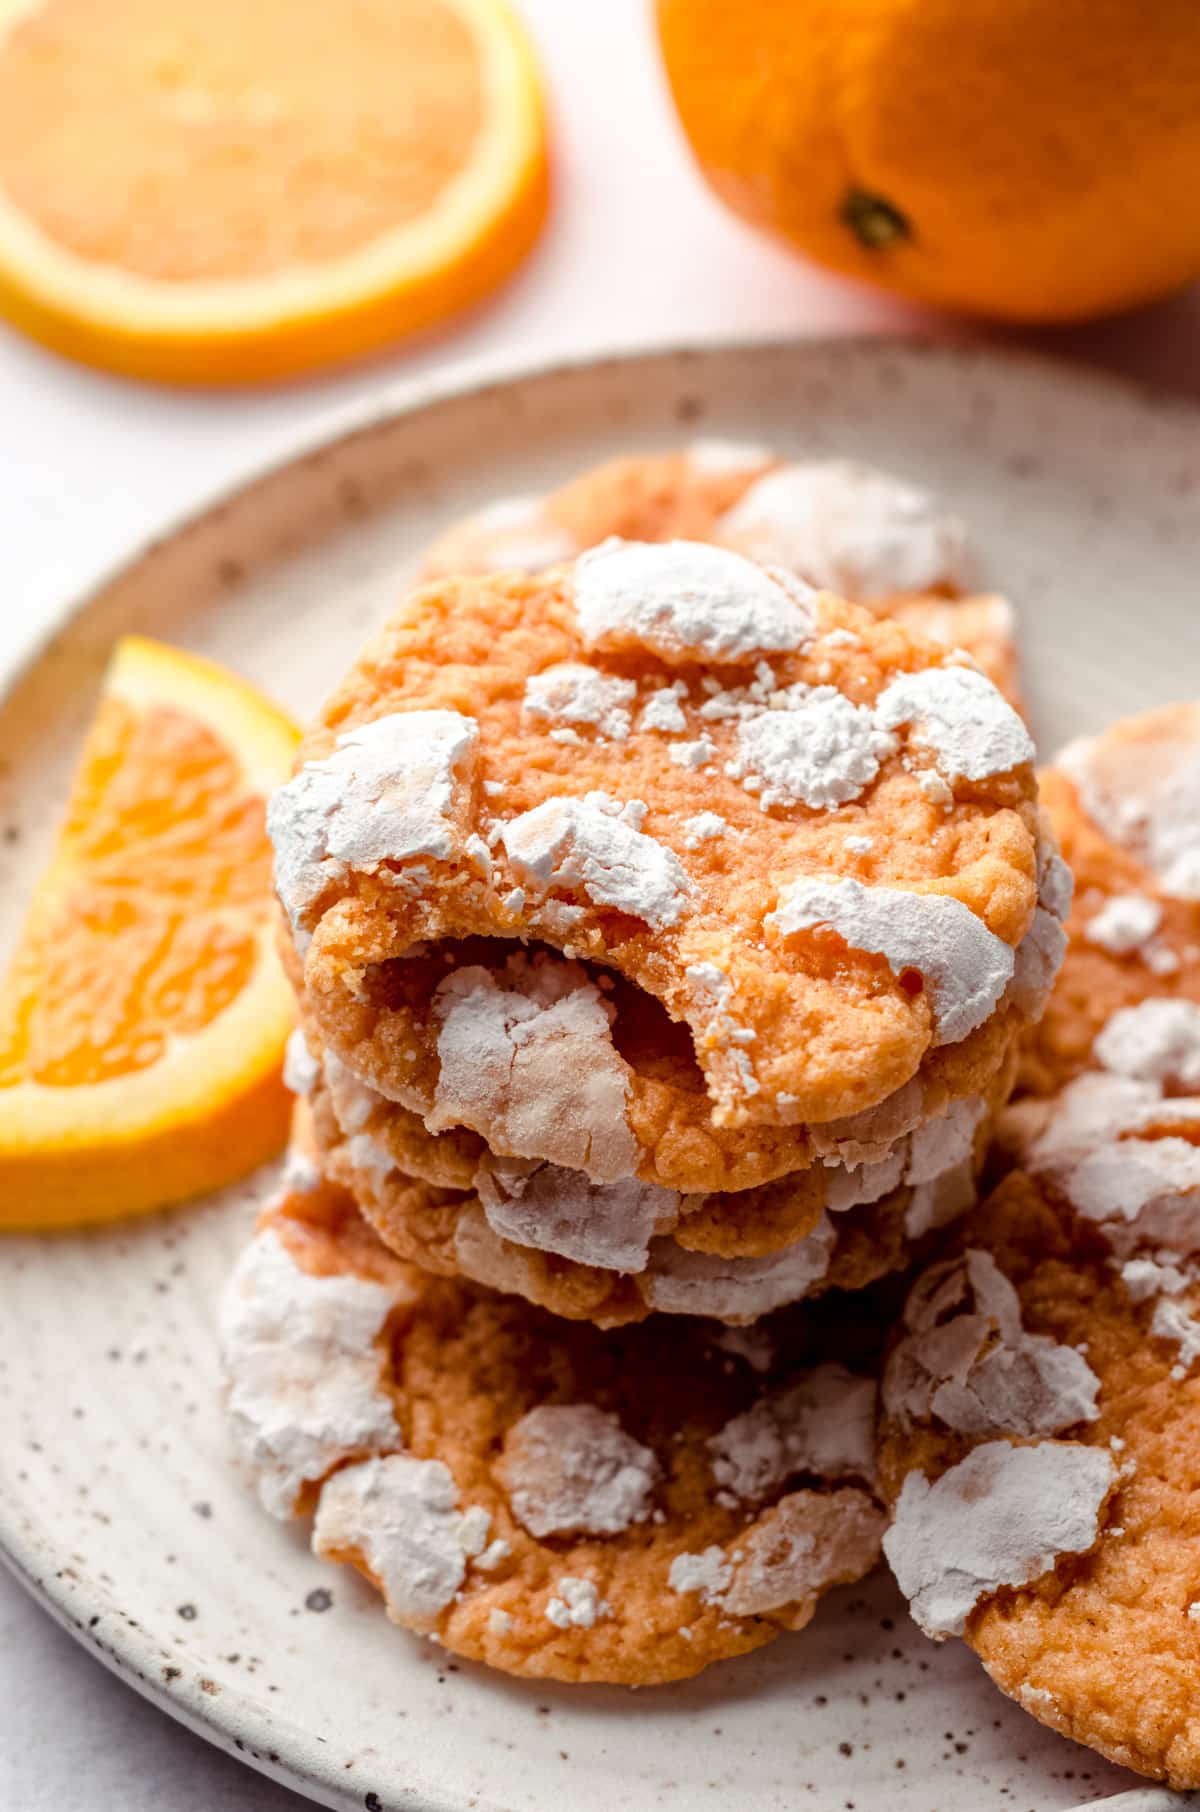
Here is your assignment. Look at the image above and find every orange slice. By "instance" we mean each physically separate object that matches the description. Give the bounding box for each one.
[0,0,548,383]
[0,637,299,1228]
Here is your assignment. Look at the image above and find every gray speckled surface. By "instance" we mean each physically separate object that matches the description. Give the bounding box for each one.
[2,339,1198,1812]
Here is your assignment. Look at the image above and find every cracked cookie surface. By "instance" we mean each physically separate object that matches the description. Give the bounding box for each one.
[879,994,1200,1789]
[221,1130,889,1684]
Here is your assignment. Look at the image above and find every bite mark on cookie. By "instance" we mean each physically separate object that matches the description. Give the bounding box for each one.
[429,955,638,1182]
[268,710,478,940]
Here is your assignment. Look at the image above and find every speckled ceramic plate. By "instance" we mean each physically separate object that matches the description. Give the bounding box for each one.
[3,339,1199,1812]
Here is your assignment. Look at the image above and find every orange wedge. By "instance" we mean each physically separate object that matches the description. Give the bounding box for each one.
[0,637,299,1228]
[0,0,548,384]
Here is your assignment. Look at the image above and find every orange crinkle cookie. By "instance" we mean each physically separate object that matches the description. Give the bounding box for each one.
[877,988,1200,1789]
[220,1137,888,1685]
[420,443,1021,704]
[266,545,1048,1214]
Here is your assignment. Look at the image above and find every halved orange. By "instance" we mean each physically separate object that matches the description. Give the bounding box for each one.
[0,0,548,383]
[0,636,299,1228]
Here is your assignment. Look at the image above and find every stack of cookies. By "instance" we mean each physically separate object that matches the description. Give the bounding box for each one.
[221,447,1070,1687]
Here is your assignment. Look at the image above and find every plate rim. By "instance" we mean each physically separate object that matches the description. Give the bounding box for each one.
[4,327,1199,702]
[3,329,1197,1812]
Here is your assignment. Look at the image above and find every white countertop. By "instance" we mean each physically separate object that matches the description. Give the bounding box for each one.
[2,2,1199,1805]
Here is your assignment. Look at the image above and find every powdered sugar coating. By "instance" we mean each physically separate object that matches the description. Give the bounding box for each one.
[708,1364,877,1501]
[684,811,728,848]
[1084,894,1164,957]
[312,1454,491,1622]
[1060,708,1200,899]
[668,737,716,770]
[1067,1139,1200,1250]
[523,663,636,742]
[476,1155,678,1271]
[501,793,690,928]
[720,1489,887,1617]
[638,687,689,734]
[344,1131,397,1189]
[726,684,897,810]
[267,710,478,937]
[905,1159,978,1240]
[716,460,971,601]
[822,1146,906,1214]
[1009,1072,1200,1263]
[668,1547,731,1603]
[219,1228,402,1519]
[1151,1297,1200,1371]
[710,1325,775,1372]
[884,1441,1116,1638]
[884,1250,1101,1437]
[1120,1255,1190,1303]
[1036,829,1076,923]
[669,1492,885,1618]
[280,1146,321,1196]
[428,955,638,1182]
[767,876,1015,1046]
[875,666,1034,783]
[545,1577,611,1628]
[1008,908,1069,1021]
[497,1404,659,1536]
[1093,999,1200,1090]
[640,1217,837,1322]
[905,1096,987,1186]
[283,1028,321,1099]
[572,538,816,665]
[811,1078,926,1168]
[1007,825,1074,1018]
[322,1047,386,1133]
[1011,1071,1167,1173]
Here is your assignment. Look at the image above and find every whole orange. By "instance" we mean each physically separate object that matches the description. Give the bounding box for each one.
[657,0,1200,323]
